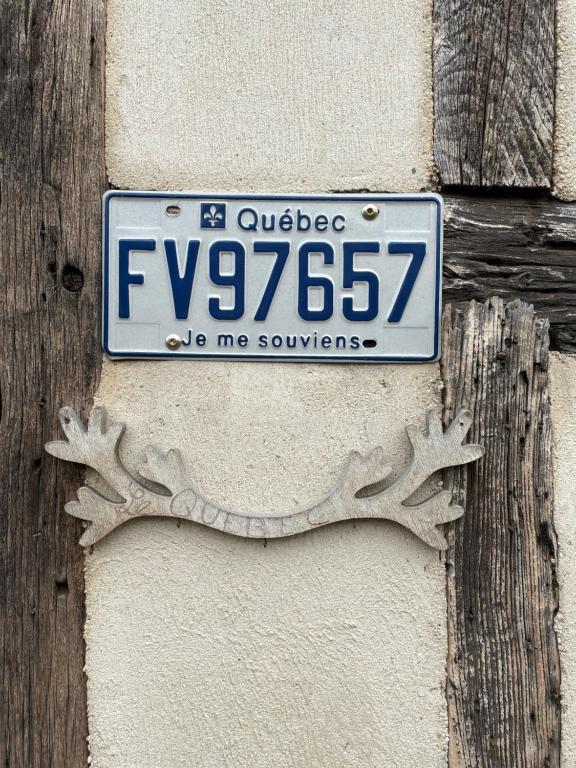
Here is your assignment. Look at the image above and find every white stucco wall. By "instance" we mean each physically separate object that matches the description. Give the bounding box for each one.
[91,2,449,765]
[85,362,448,768]
[554,0,576,199]
[106,0,433,192]
[550,353,576,766]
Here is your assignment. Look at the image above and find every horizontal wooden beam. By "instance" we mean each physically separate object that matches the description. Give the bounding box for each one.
[443,194,576,352]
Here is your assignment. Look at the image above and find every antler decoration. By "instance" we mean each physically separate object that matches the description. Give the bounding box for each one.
[45,407,482,550]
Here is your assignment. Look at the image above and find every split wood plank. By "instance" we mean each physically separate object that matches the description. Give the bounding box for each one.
[434,0,555,187]
[442,298,561,767]
[0,1,107,766]
[443,194,576,352]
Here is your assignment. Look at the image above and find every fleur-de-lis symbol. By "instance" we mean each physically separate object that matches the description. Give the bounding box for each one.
[203,204,224,227]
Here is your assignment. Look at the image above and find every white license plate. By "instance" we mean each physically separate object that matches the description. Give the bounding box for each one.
[103,192,442,362]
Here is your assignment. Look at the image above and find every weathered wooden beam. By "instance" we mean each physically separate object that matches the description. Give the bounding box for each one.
[443,194,576,352]
[0,1,106,766]
[434,0,555,187]
[442,298,560,767]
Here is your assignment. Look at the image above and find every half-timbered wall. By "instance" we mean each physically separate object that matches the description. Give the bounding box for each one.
[2,0,576,766]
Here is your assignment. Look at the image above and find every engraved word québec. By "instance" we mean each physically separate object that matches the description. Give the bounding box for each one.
[45,406,483,550]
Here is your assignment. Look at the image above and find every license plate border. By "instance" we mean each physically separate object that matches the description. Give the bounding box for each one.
[102,191,443,363]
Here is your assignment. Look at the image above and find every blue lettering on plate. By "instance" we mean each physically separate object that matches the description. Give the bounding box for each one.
[387,242,426,323]
[118,238,155,318]
[164,239,200,319]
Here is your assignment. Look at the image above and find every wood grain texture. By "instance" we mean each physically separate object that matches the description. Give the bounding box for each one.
[443,194,576,352]
[442,298,560,767]
[434,0,555,187]
[0,1,106,766]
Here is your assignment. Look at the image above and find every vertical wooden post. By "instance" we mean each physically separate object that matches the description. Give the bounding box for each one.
[442,298,561,766]
[434,0,555,187]
[0,1,106,765]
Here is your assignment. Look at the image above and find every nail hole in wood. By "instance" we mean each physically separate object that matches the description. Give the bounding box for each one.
[61,264,84,293]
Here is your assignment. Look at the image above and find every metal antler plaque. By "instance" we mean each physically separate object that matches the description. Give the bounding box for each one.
[45,407,482,550]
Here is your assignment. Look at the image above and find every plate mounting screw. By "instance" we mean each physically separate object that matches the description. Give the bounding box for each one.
[362,204,379,220]
[165,334,182,350]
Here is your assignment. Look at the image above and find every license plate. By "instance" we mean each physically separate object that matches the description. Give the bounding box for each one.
[103,192,442,362]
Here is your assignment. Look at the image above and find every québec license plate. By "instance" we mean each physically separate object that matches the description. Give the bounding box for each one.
[103,192,442,362]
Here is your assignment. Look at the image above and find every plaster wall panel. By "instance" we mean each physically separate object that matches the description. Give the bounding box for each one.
[550,353,576,765]
[105,0,433,192]
[554,0,576,199]
[84,359,448,768]
[97,3,445,764]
